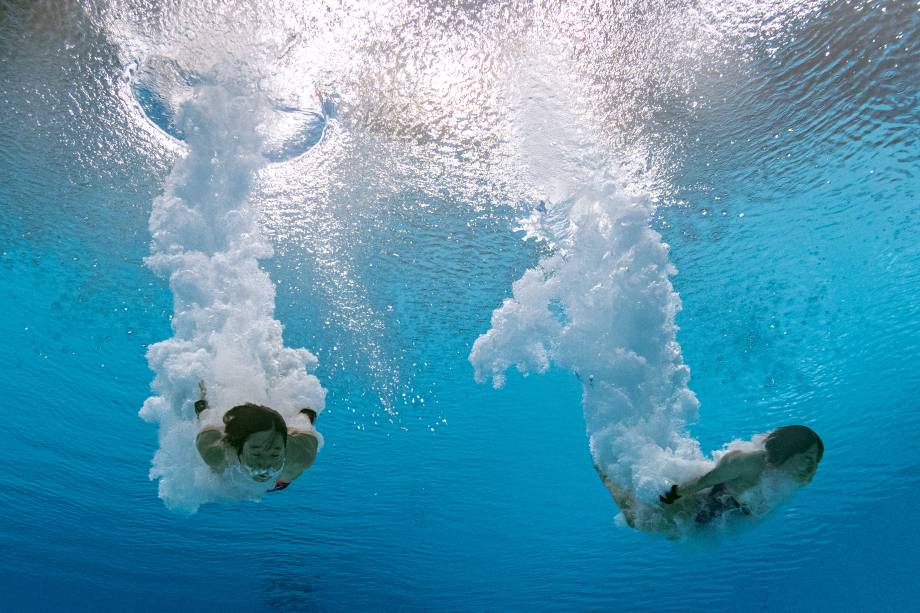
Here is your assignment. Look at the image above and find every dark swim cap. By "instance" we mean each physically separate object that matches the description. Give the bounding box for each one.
[222,403,287,456]
[764,425,823,466]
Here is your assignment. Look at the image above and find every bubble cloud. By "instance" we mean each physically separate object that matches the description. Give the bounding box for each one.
[139,84,325,513]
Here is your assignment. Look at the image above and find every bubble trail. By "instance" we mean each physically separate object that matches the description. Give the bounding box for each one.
[469,56,713,523]
[139,84,325,513]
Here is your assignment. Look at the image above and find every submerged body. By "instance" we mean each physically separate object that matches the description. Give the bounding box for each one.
[194,382,320,491]
[596,425,823,535]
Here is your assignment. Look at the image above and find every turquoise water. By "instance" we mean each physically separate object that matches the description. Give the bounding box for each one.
[2,1,918,610]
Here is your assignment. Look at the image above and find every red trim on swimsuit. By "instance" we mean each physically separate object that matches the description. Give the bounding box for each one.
[268,480,290,492]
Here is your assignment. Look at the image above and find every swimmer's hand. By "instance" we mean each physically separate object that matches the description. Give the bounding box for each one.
[659,485,682,505]
[300,407,317,425]
[195,380,208,418]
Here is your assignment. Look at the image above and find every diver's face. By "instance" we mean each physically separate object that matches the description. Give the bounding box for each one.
[240,430,285,482]
[781,444,820,484]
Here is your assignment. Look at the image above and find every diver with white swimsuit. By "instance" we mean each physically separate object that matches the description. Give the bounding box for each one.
[194,381,320,492]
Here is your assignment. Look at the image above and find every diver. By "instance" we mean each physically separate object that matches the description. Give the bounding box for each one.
[194,381,320,492]
[595,425,823,532]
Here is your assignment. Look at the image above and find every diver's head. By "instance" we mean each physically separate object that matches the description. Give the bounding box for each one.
[765,425,824,484]
[223,403,287,482]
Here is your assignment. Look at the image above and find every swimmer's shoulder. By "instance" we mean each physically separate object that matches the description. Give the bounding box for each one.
[196,427,228,471]
[285,429,319,466]
[719,449,767,483]
[279,415,320,482]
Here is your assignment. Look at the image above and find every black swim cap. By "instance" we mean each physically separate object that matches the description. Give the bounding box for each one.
[222,403,287,456]
[764,425,823,466]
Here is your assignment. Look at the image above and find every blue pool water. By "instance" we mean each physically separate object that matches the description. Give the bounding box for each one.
[1,1,918,610]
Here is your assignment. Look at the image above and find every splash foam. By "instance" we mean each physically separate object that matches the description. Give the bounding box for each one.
[139,85,325,513]
[468,53,713,519]
[470,171,712,502]
[467,59,802,532]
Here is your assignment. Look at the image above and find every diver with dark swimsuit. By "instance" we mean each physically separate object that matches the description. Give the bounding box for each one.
[594,426,822,535]
[654,426,823,529]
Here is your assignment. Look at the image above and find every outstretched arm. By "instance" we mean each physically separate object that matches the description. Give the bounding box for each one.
[661,450,764,504]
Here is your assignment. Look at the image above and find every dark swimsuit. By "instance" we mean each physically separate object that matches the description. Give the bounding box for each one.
[694,483,751,525]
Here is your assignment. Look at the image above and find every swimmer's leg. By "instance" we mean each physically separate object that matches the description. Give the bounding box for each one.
[593,463,640,527]
[593,463,676,534]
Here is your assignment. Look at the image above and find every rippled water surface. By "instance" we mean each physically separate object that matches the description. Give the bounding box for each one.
[1,1,918,610]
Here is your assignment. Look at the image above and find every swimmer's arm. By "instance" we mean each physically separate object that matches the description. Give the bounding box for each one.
[674,451,762,497]
[196,428,229,472]
[278,430,319,483]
